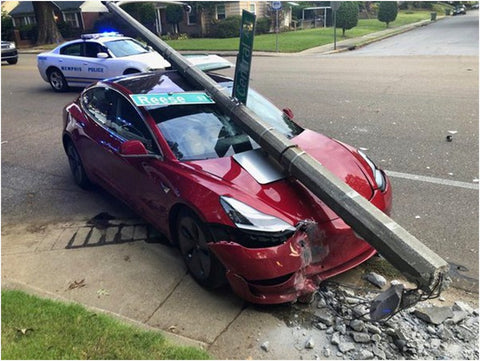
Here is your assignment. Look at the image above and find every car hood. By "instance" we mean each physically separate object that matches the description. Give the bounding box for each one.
[124,51,171,69]
[189,130,374,223]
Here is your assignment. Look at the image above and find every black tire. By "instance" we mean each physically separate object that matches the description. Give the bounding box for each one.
[176,209,226,288]
[66,142,91,189]
[7,58,18,65]
[48,68,68,92]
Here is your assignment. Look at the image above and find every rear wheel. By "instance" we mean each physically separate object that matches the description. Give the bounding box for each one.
[66,142,91,189]
[48,68,68,92]
[176,209,226,288]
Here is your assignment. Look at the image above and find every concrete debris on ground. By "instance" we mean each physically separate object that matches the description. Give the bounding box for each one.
[259,280,478,360]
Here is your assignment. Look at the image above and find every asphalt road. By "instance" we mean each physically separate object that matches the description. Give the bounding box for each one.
[1,11,478,287]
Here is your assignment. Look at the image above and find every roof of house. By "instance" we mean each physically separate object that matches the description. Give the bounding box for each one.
[9,1,84,16]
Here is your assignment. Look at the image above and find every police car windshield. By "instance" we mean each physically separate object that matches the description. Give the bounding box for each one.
[105,39,148,57]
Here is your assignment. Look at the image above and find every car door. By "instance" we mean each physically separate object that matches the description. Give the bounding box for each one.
[57,42,87,84]
[81,41,110,82]
[107,91,176,227]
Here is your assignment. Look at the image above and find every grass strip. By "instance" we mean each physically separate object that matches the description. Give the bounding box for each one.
[2,289,210,360]
[166,11,432,52]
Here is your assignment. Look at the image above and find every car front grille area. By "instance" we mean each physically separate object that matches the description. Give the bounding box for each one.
[210,224,294,248]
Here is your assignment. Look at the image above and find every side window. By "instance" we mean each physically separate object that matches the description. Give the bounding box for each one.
[110,93,154,151]
[84,42,106,58]
[60,43,83,56]
[81,87,112,126]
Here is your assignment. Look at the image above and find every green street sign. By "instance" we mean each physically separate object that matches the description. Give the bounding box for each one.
[233,10,256,105]
[130,92,215,107]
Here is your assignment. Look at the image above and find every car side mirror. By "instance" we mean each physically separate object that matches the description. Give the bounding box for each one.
[283,108,294,119]
[120,140,148,156]
[97,52,109,59]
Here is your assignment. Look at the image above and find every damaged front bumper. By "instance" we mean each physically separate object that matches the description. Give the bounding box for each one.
[209,219,376,304]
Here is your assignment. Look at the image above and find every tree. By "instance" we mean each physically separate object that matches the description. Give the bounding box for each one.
[32,2,63,45]
[1,10,14,41]
[165,4,184,34]
[378,1,398,28]
[121,2,156,32]
[336,2,359,37]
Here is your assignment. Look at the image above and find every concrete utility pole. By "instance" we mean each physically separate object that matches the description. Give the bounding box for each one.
[103,2,448,295]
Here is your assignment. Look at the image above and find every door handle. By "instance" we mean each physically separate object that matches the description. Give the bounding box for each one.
[100,140,118,152]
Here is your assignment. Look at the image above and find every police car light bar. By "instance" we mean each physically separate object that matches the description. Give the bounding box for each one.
[81,32,123,40]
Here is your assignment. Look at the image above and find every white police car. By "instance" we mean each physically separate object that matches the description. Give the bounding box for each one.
[37,32,171,92]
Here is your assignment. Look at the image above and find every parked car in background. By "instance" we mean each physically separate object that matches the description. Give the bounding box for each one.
[1,40,18,64]
[37,32,171,92]
[62,68,393,304]
[452,5,467,15]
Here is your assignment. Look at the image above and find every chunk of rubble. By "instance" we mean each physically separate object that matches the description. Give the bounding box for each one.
[355,349,374,360]
[349,319,365,332]
[314,309,334,326]
[414,306,454,325]
[260,341,269,352]
[305,337,315,349]
[351,331,371,343]
[453,301,475,315]
[338,342,356,353]
[364,272,387,288]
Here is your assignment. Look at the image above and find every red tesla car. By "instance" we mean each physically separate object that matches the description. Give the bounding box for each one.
[63,70,392,304]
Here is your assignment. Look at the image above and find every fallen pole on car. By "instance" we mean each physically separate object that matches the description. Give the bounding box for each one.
[103,1,449,297]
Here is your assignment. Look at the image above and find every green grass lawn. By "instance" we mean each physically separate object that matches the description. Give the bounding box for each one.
[166,11,433,53]
[2,290,210,360]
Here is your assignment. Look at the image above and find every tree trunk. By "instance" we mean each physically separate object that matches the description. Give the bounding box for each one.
[33,2,63,45]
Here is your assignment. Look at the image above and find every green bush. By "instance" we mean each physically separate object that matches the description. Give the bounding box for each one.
[57,21,81,39]
[256,17,271,34]
[18,24,38,41]
[337,2,359,36]
[211,15,242,38]
[378,1,398,28]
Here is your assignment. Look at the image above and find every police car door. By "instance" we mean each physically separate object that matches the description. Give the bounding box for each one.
[81,42,109,82]
[57,42,87,86]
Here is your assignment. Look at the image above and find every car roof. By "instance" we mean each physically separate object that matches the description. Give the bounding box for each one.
[109,70,231,95]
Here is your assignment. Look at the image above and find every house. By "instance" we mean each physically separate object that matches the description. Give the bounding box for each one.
[171,2,292,37]
[8,1,108,30]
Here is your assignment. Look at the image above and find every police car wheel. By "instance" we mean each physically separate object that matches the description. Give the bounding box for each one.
[48,68,68,92]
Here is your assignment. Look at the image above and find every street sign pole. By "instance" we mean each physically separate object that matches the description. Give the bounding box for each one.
[333,9,337,50]
[271,1,282,52]
[331,2,341,50]
[275,9,279,52]
[233,10,256,105]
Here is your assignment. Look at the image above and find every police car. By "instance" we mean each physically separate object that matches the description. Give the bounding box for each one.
[37,32,171,92]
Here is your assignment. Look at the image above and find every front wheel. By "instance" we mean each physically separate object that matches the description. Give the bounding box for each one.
[66,142,91,189]
[176,209,226,289]
[48,68,68,92]
[7,58,18,65]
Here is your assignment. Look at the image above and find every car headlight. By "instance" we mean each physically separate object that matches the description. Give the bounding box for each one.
[8,42,16,49]
[220,196,295,233]
[358,150,386,192]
